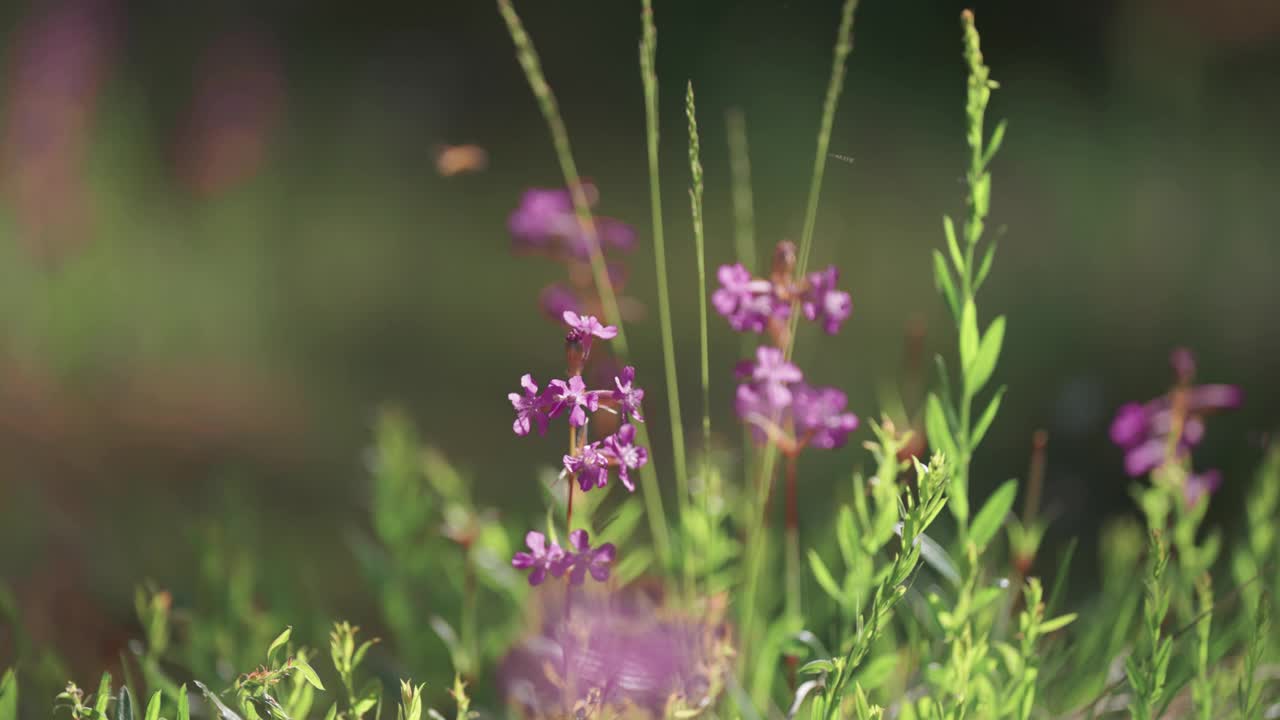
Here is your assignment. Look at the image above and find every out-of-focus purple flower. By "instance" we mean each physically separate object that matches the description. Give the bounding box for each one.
[733,384,775,444]
[508,183,636,261]
[498,589,731,715]
[509,373,552,436]
[564,442,611,491]
[604,423,648,491]
[562,217,637,260]
[737,346,804,408]
[509,187,576,251]
[3,0,116,265]
[1109,348,1243,477]
[563,529,615,585]
[177,27,284,197]
[538,284,581,321]
[802,266,853,334]
[1183,469,1222,507]
[511,531,567,586]
[548,375,598,427]
[611,366,645,422]
[712,264,776,333]
[792,384,860,449]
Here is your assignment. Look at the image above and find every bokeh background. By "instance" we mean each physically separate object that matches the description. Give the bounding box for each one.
[2,0,1279,701]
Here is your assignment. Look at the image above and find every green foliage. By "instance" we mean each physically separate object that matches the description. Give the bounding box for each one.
[0,669,16,720]
[1125,531,1174,720]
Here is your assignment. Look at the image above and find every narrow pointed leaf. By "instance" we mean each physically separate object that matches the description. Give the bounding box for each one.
[959,299,979,371]
[144,691,162,720]
[267,627,292,665]
[292,659,325,692]
[116,686,134,720]
[177,685,190,720]
[965,315,1005,394]
[970,479,1018,551]
[925,393,958,463]
[932,250,960,322]
[0,668,16,720]
[194,681,244,720]
[970,385,1006,447]
[95,673,113,716]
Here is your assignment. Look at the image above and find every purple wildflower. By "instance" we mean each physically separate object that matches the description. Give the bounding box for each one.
[712,263,776,332]
[611,366,645,422]
[1109,348,1243,477]
[562,217,637,260]
[802,266,853,334]
[509,373,551,436]
[511,531,567,586]
[792,384,860,449]
[564,529,616,585]
[508,187,576,251]
[1183,469,1222,507]
[604,424,648,492]
[733,383,776,445]
[737,346,804,408]
[563,310,618,342]
[538,284,580,320]
[547,375,599,427]
[564,442,611,491]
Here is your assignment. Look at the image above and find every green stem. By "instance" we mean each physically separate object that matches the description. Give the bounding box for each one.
[639,0,686,578]
[497,0,671,566]
[688,82,714,600]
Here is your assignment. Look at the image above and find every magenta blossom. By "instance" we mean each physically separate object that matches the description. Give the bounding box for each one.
[538,284,580,321]
[564,442,611,491]
[563,310,618,342]
[511,531,567,586]
[611,365,645,422]
[548,375,599,427]
[509,187,576,251]
[509,373,552,436]
[1183,469,1222,507]
[712,263,776,332]
[802,266,853,334]
[792,384,860,449]
[563,529,615,585]
[604,423,648,492]
[736,346,804,408]
[1109,348,1242,477]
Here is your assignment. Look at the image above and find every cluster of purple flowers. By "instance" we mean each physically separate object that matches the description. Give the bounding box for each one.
[511,529,617,587]
[1109,347,1242,506]
[716,241,859,455]
[712,241,852,337]
[734,347,859,452]
[508,311,650,586]
[508,182,641,324]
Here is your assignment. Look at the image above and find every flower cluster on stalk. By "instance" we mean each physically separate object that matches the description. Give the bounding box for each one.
[507,310,650,586]
[508,181,643,327]
[716,241,859,456]
[712,241,852,338]
[1109,347,1242,506]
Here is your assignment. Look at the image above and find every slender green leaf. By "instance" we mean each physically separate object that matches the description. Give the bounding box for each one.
[1040,613,1078,634]
[0,668,16,720]
[970,385,1006,447]
[95,673,113,716]
[809,550,848,608]
[943,215,964,274]
[974,239,998,291]
[965,315,1005,394]
[194,681,244,720]
[144,691,161,720]
[982,119,1008,167]
[959,299,979,371]
[177,685,190,720]
[267,627,292,665]
[799,659,834,675]
[116,686,134,720]
[925,393,958,462]
[932,250,960,322]
[970,479,1017,551]
[292,659,325,692]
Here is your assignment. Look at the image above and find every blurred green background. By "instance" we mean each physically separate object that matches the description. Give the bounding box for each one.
[1,0,1278,688]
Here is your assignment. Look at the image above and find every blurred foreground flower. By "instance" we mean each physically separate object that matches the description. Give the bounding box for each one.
[499,588,732,718]
[2,0,116,265]
[176,27,284,196]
